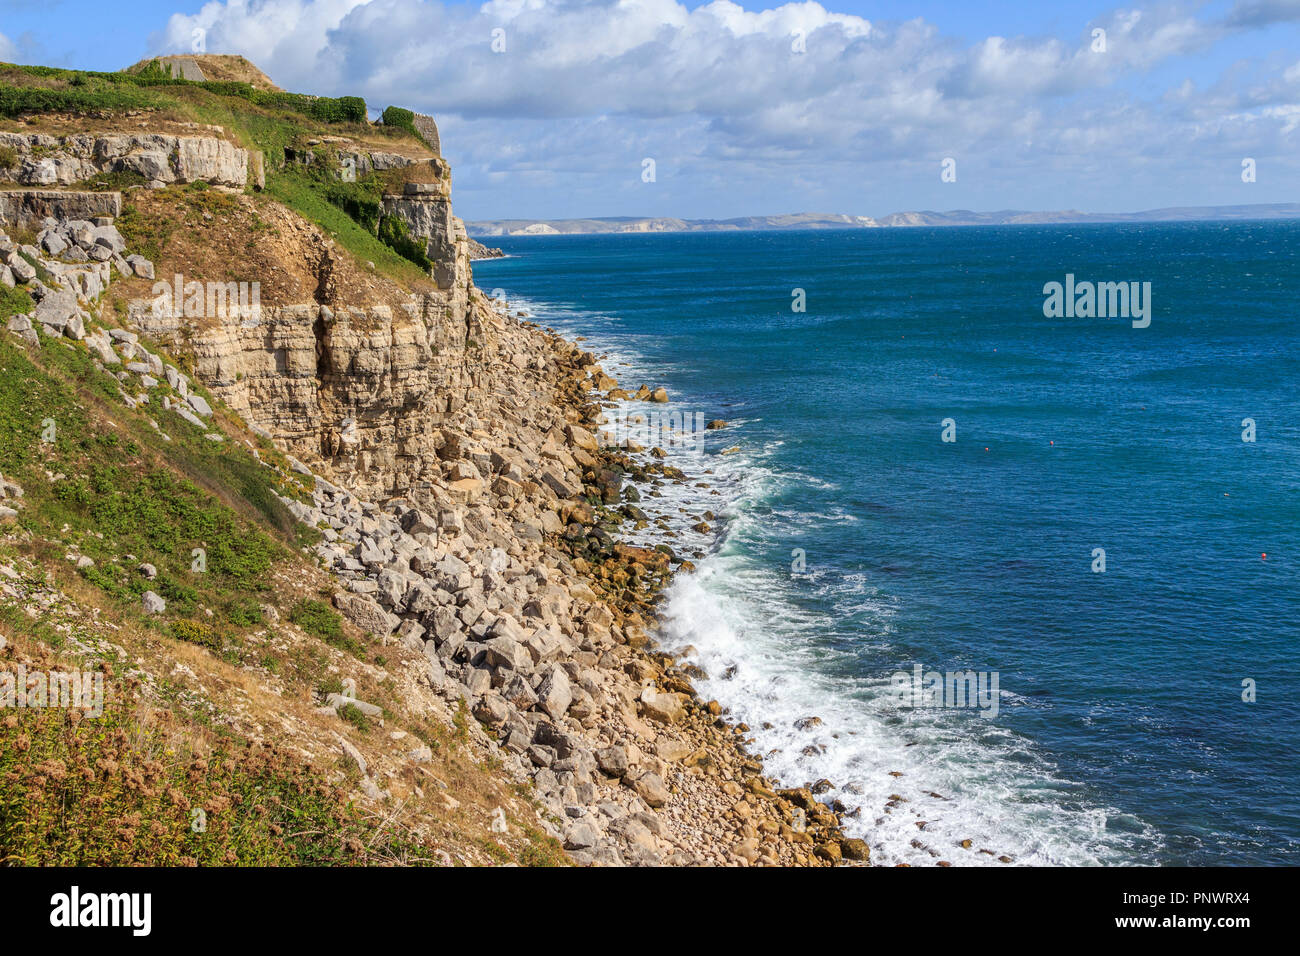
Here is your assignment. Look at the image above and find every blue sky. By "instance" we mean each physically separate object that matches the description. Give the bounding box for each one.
[3,0,1298,220]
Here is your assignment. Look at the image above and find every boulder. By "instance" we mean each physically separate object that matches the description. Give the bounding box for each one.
[33,290,77,329]
[8,256,34,283]
[484,634,531,673]
[535,665,573,719]
[332,592,398,636]
[630,771,670,808]
[125,254,155,279]
[595,744,629,778]
[639,686,686,723]
[840,838,871,861]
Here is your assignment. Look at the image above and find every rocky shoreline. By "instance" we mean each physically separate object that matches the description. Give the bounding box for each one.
[270,297,866,866]
[466,237,505,260]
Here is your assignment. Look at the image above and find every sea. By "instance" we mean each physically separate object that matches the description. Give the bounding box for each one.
[473,221,1300,866]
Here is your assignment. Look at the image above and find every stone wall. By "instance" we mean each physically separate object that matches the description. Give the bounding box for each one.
[412,113,441,156]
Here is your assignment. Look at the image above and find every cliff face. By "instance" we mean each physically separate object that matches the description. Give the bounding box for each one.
[129,209,487,507]
[133,293,493,503]
[110,126,485,506]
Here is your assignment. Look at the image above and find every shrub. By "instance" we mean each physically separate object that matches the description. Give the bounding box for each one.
[0,63,367,125]
[378,214,432,271]
[0,702,433,864]
[338,703,369,732]
[289,599,344,642]
[380,105,433,150]
[0,83,156,117]
[226,598,264,627]
[170,619,221,650]
[318,675,345,697]
[318,180,382,232]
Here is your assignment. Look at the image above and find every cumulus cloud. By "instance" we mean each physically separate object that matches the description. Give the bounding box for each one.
[145,0,1300,216]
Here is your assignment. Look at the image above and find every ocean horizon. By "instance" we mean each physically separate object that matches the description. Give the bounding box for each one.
[476,221,1300,866]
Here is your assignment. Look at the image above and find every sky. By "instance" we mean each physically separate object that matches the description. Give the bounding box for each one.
[2,0,1298,221]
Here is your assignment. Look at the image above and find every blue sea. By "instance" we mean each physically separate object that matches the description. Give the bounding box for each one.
[474,222,1300,866]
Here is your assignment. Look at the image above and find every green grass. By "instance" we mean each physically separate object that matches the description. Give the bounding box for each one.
[0,286,33,323]
[289,599,343,641]
[289,598,366,659]
[114,202,171,264]
[262,174,429,283]
[0,60,366,125]
[0,332,306,629]
[0,80,159,117]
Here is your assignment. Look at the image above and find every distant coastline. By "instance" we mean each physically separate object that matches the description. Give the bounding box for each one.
[467,202,1300,237]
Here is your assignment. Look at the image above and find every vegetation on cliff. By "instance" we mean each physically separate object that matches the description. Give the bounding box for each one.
[1,58,443,280]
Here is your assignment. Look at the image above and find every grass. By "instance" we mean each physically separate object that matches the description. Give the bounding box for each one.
[0,60,366,125]
[0,331,300,630]
[288,598,367,658]
[0,697,430,865]
[0,286,33,323]
[289,599,344,642]
[75,169,150,192]
[114,202,171,265]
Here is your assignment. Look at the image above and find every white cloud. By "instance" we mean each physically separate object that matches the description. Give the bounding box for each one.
[0,31,19,61]
[146,0,1300,217]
